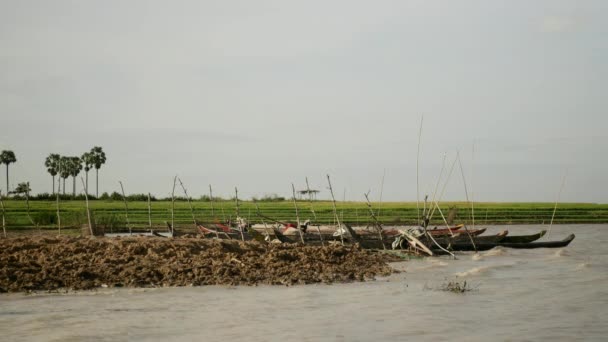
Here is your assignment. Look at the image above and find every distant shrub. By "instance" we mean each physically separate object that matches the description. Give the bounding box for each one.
[254,194,286,202]
[126,193,156,201]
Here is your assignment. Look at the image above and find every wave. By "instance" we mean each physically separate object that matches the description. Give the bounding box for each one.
[552,249,570,258]
[483,247,508,257]
[455,263,517,277]
[455,266,491,277]
[411,260,448,271]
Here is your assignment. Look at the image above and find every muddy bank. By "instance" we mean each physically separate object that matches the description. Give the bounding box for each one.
[0,236,395,292]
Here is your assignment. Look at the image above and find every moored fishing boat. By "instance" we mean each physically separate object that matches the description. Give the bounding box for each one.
[499,230,546,243]
[430,233,575,253]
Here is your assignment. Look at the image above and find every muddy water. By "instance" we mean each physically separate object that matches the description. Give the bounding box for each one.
[1,224,607,341]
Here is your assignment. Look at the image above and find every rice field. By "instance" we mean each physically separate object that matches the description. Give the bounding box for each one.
[1,199,607,233]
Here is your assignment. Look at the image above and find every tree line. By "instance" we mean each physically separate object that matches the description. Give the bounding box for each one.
[44,146,106,197]
[0,147,106,198]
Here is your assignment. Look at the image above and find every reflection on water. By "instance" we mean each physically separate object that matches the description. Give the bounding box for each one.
[1,224,607,341]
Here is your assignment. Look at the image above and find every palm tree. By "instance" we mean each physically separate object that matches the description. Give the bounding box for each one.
[0,150,17,194]
[89,146,106,198]
[45,154,61,194]
[81,152,94,196]
[68,157,82,197]
[59,156,70,195]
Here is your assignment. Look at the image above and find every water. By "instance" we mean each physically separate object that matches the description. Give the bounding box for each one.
[1,224,607,341]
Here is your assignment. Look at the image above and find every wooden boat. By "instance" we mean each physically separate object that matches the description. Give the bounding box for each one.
[419,224,464,235]
[500,230,546,244]
[430,234,575,253]
[421,230,508,246]
[428,227,486,237]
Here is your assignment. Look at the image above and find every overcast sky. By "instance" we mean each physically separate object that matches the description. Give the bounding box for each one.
[1,0,606,202]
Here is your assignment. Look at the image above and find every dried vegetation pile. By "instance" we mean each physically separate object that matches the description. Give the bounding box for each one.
[0,236,394,292]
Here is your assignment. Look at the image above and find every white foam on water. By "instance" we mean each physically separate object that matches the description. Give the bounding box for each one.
[471,253,484,261]
[455,266,491,277]
[553,248,570,257]
[455,263,517,277]
[483,247,508,257]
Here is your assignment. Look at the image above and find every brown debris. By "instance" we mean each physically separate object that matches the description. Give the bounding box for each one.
[0,236,394,292]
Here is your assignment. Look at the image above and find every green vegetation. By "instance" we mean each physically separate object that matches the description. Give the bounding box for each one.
[0,200,606,233]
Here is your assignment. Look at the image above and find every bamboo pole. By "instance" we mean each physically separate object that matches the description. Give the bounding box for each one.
[416,115,424,226]
[23,184,36,231]
[305,177,324,246]
[428,155,458,237]
[376,168,386,218]
[147,193,152,230]
[326,175,344,245]
[471,142,476,234]
[81,177,93,236]
[419,155,456,258]
[178,178,198,231]
[424,153,447,227]
[291,183,305,244]
[235,187,244,241]
[209,184,215,218]
[171,176,176,235]
[456,151,478,251]
[119,181,131,235]
[56,186,61,234]
[207,185,219,238]
[364,192,386,249]
[547,171,567,239]
[0,190,6,238]
[255,202,273,241]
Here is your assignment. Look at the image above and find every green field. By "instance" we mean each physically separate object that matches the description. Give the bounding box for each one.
[1,199,607,234]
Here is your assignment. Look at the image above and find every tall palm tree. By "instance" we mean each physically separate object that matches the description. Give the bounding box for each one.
[45,154,61,194]
[59,156,70,195]
[0,150,17,194]
[90,146,106,198]
[81,152,94,196]
[68,157,82,197]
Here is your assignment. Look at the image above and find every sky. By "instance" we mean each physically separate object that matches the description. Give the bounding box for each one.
[1,0,607,202]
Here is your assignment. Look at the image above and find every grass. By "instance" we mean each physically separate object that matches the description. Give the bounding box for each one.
[1,199,607,233]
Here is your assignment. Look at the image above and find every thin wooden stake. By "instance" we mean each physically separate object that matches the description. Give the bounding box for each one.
[171,176,176,235]
[305,177,324,246]
[255,202,273,241]
[416,115,424,226]
[471,141,476,234]
[456,151,478,251]
[0,190,6,238]
[82,177,93,236]
[119,181,131,235]
[209,184,215,218]
[207,185,219,238]
[364,191,386,249]
[178,178,198,230]
[291,183,305,244]
[235,187,244,241]
[23,183,37,232]
[147,193,152,230]
[547,171,567,239]
[327,175,344,245]
[56,187,61,234]
[376,168,386,219]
